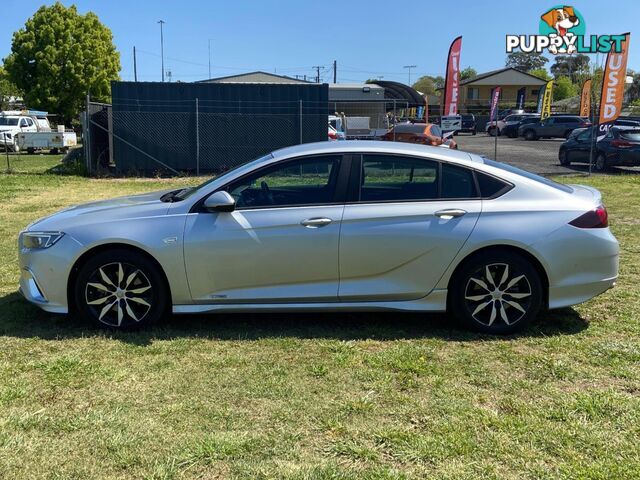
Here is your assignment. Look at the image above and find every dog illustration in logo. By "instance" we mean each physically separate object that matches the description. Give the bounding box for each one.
[541,6,580,54]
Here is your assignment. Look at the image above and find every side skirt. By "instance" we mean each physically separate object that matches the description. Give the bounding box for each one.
[173,289,448,314]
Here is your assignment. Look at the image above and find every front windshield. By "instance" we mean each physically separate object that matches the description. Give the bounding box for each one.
[0,117,19,126]
[174,153,273,200]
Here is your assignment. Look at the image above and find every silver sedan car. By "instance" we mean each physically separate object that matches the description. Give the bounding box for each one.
[18,141,619,334]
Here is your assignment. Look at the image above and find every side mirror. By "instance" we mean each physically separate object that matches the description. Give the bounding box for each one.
[204,191,236,213]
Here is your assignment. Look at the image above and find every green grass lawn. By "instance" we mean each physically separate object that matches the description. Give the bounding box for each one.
[0,155,639,479]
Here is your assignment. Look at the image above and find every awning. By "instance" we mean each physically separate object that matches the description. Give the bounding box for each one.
[366,80,425,108]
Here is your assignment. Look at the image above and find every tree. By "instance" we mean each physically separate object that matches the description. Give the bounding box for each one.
[505,52,548,72]
[529,68,552,81]
[553,76,577,101]
[626,72,640,103]
[4,2,120,123]
[0,66,21,110]
[550,54,590,83]
[460,67,477,82]
[412,75,444,96]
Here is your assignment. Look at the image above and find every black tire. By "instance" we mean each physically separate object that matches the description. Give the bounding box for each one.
[472,131,476,135]
[564,130,572,139]
[74,249,169,330]
[559,148,571,166]
[487,126,497,137]
[450,250,543,335]
[26,147,35,154]
[594,153,608,172]
[524,129,537,141]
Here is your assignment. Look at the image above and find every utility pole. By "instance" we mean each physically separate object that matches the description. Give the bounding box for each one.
[208,39,212,79]
[158,20,165,82]
[333,60,337,83]
[403,65,417,86]
[313,65,324,83]
[133,46,138,82]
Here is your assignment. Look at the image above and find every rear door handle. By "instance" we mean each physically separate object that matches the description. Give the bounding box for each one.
[301,217,332,228]
[434,209,467,219]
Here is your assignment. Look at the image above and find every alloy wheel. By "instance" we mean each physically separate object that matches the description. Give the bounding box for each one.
[84,262,153,327]
[464,263,532,327]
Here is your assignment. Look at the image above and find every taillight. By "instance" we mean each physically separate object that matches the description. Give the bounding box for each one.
[569,205,608,228]
[611,139,633,148]
[328,131,337,140]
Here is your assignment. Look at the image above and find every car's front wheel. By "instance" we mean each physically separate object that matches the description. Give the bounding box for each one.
[74,249,169,329]
[524,130,537,141]
[559,148,571,166]
[450,251,543,335]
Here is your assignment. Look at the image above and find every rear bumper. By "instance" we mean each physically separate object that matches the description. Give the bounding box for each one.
[531,225,619,309]
[548,275,617,309]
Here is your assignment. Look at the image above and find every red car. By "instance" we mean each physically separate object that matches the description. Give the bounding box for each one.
[381,123,458,149]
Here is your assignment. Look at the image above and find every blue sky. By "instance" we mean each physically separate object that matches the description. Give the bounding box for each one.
[2,1,639,84]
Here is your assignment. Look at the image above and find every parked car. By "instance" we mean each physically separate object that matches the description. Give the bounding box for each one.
[19,141,618,335]
[487,113,539,137]
[559,125,640,171]
[501,115,541,138]
[518,115,591,140]
[456,114,476,135]
[0,111,46,152]
[381,123,458,149]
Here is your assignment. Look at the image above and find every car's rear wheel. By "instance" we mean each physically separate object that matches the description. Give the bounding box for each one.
[524,129,537,141]
[450,251,543,335]
[74,249,168,329]
[594,153,609,172]
[487,126,498,137]
[559,148,571,166]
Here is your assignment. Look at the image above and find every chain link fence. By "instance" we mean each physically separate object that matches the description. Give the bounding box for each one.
[84,97,640,177]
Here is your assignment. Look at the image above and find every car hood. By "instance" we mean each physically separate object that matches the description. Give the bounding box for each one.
[27,188,175,231]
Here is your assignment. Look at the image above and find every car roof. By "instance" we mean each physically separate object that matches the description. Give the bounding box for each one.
[271,140,483,165]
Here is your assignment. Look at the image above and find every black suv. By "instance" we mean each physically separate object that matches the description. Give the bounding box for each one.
[518,115,591,140]
[457,114,476,135]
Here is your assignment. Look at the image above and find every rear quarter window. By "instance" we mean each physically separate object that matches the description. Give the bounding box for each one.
[476,171,511,198]
[483,159,573,193]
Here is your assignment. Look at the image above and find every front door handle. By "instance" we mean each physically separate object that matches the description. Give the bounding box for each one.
[434,209,467,219]
[301,217,332,228]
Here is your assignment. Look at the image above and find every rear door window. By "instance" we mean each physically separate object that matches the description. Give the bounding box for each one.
[360,155,438,202]
[441,163,478,199]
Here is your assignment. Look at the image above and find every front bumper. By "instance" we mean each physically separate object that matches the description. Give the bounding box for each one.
[18,268,67,313]
[18,234,83,314]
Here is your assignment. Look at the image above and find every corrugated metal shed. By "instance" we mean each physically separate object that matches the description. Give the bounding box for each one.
[111,81,328,174]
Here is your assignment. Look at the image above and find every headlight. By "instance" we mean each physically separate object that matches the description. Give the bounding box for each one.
[20,231,65,250]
